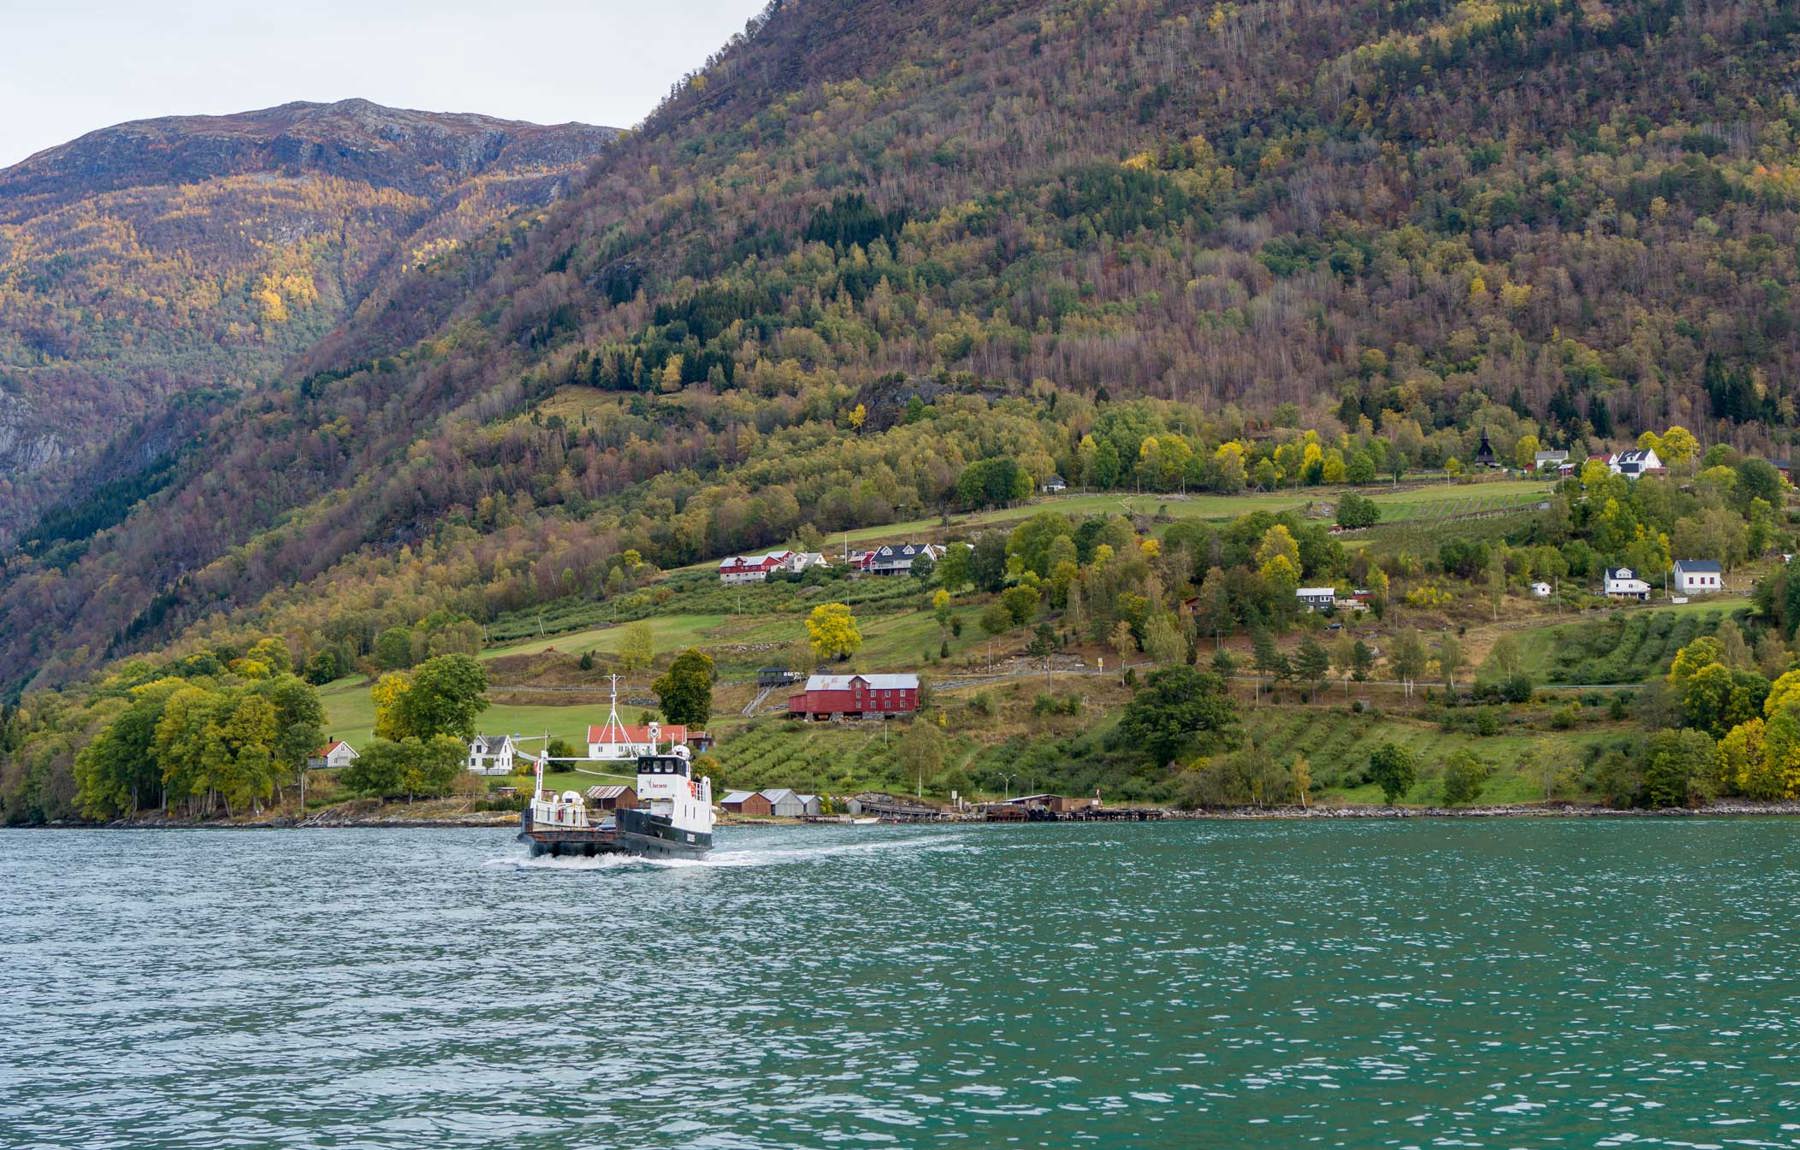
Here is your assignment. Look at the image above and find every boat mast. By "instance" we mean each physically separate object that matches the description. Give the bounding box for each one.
[596,673,631,754]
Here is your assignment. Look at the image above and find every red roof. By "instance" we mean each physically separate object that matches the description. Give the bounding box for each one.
[719,551,792,573]
[587,723,690,746]
[314,739,351,756]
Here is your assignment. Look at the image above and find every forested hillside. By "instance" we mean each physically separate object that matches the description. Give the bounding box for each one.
[6,0,1800,695]
[0,99,617,538]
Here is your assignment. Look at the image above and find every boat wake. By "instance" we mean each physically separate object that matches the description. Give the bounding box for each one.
[487,832,970,874]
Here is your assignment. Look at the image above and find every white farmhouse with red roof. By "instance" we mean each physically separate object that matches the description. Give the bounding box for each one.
[309,740,358,770]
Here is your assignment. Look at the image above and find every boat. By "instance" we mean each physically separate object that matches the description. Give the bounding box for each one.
[518,721,714,859]
[850,817,880,826]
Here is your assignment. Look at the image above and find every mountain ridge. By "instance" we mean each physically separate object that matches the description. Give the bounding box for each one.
[0,98,618,217]
[0,98,621,541]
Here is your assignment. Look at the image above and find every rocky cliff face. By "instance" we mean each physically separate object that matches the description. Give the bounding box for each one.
[0,392,65,475]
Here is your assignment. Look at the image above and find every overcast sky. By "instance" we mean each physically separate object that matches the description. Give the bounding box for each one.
[0,0,768,167]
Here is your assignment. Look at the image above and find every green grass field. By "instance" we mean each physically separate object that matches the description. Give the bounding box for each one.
[484,614,730,660]
[318,676,602,748]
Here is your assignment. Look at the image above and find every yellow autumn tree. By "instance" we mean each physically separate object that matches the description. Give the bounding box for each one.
[1214,440,1249,490]
[371,672,413,741]
[805,603,863,662]
[1514,434,1541,471]
[1719,718,1769,797]
[1754,705,1800,800]
[1657,425,1699,465]
[1668,637,1725,686]
[1256,524,1302,592]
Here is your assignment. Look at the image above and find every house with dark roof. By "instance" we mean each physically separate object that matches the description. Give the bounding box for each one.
[1609,448,1663,478]
[856,543,943,576]
[468,734,522,775]
[1672,560,1724,595]
[1604,567,1652,601]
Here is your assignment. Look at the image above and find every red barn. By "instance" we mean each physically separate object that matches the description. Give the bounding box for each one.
[787,673,921,720]
[718,551,795,584]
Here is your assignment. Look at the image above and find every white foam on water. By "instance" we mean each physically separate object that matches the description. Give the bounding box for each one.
[487,831,971,874]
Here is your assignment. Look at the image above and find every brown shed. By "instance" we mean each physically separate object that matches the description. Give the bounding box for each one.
[585,785,639,811]
[721,790,774,816]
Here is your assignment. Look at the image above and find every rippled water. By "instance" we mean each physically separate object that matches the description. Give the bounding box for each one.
[4,820,1799,1148]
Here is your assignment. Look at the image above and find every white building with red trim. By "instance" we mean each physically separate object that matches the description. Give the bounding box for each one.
[718,550,796,584]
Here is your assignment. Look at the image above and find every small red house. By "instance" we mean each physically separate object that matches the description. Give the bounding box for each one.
[787,673,921,720]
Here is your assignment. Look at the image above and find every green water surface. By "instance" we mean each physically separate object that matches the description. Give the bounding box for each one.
[2,819,1796,1147]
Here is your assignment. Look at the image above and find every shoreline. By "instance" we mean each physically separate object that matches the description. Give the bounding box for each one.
[11,799,1800,830]
[1169,799,1800,819]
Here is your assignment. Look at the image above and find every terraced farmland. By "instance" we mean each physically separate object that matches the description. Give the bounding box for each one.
[1241,705,1622,803]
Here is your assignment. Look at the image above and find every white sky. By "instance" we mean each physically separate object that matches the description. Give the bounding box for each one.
[0,0,769,167]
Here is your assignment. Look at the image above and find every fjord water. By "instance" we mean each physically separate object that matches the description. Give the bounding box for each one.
[3,822,1797,1149]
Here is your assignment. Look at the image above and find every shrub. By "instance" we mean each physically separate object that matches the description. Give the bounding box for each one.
[1441,751,1492,805]
[1406,583,1454,608]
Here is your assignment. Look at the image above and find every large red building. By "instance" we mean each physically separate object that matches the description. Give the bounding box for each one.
[787,673,921,720]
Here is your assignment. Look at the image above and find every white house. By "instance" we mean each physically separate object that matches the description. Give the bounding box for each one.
[859,542,944,576]
[1609,448,1663,478]
[586,721,691,761]
[791,552,829,572]
[1296,587,1337,612]
[1040,475,1068,494]
[1672,559,1724,595]
[1534,449,1569,472]
[1531,581,1553,599]
[1604,567,1652,601]
[309,740,359,770]
[468,734,520,775]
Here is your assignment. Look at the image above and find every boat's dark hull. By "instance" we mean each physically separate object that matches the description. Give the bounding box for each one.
[519,807,712,859]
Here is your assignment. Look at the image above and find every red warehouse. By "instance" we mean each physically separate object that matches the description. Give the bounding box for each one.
[787,673,920,720]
